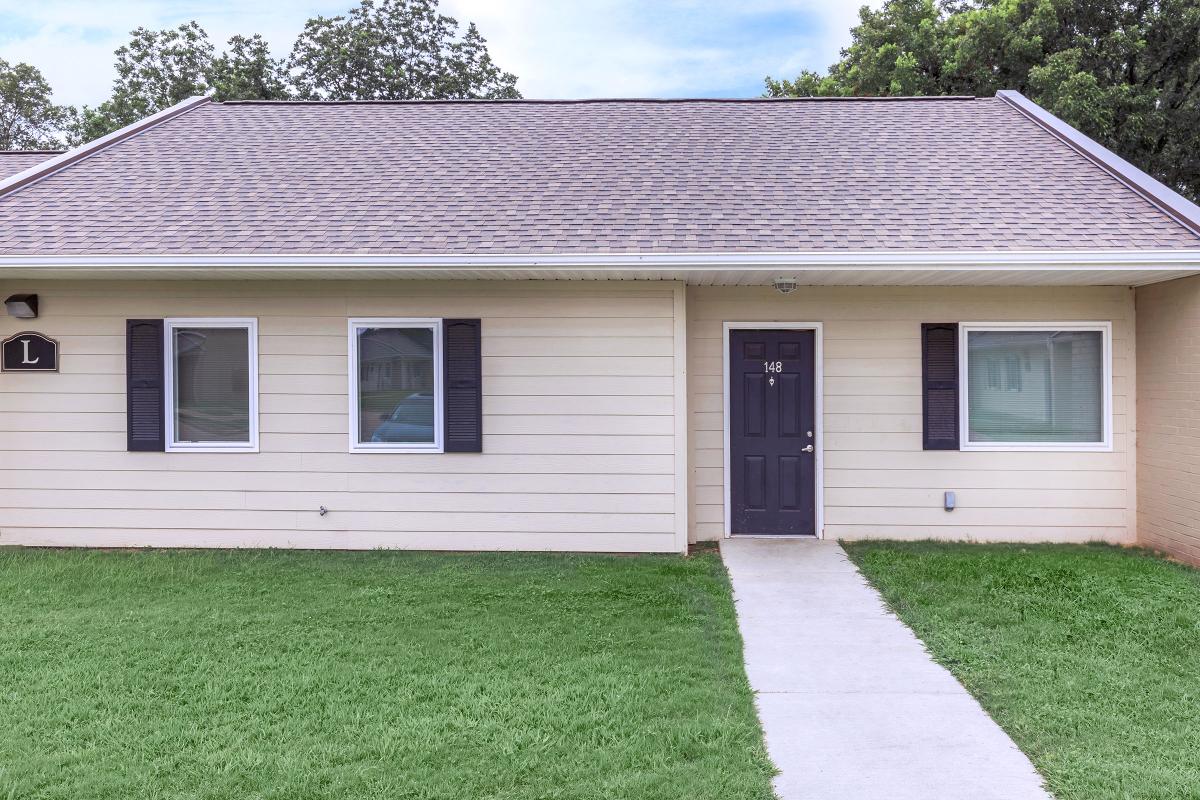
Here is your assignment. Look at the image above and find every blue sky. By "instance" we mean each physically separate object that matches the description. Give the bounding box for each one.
[0,0,874,105]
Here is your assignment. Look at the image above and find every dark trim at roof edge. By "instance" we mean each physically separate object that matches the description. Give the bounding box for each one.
[997,90,1200,238]
[0,96,210,201]
[220,95,981,106]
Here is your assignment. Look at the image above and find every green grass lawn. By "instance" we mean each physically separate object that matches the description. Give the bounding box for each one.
[0,548,774,800]
[843,542,1200,800]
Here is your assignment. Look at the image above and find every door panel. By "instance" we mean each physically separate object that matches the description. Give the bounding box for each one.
[779,373,801,436]
[744,457,766,510]
[744,373,766,436]
[779,456,801,509]
[729,329,817,535]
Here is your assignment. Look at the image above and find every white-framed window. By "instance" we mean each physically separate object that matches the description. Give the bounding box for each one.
[164,318,259,452]
[348,318,443,453]
[959,322,1112,452]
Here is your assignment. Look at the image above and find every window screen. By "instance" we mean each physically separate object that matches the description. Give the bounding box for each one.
[170,326,252,445]
[966,329,1104,444]
[355,326,437,446]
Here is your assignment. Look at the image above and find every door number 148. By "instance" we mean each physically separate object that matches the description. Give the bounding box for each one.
[763,361,783,373]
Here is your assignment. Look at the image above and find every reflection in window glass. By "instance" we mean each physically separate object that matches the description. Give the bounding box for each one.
[172,327,251,443]
[357,327,436,445]
[967,329,1103,444]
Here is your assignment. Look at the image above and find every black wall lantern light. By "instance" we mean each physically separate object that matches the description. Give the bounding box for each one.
[4,294,38,319]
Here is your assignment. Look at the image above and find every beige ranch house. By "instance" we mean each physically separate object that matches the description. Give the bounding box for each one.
[1,92,1200,566]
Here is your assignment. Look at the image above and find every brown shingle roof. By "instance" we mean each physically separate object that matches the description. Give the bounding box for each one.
[0,151,63,180]
[0,97,1196,255]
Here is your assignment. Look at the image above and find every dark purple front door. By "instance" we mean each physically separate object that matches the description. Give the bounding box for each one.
[729,329,817,536]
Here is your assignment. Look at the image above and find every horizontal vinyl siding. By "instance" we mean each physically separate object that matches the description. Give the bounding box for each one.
[0,280,682,552]
[687,285,1136,544]
[1135,276,1200,566]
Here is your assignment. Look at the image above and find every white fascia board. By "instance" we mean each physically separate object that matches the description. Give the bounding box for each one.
[3,249,1200,272]
[0,96,211,199]
[997,90,1200,237]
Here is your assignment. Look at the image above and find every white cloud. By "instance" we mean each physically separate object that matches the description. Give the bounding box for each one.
[441,0,872,98]
[0,0,875,106]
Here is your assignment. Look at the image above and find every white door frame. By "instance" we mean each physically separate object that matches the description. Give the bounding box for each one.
[722,322,824,539]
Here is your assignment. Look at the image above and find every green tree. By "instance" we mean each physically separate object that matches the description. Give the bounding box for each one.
[73,1,520,144]
[75,22,214,143]
[767,0,1200,201]
[74,23,291,143]
[288,0,520,100]
[0,59,75,150]
[210,34,291,102]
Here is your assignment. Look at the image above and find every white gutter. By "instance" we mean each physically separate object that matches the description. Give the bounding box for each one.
[2,250,1200,272]
[0,96,211,199]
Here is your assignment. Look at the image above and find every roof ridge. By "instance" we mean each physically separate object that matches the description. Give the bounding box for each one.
[0,96,210,202]
[0,150,66,155]
[996,90,1200,240]
[218,95,983,106]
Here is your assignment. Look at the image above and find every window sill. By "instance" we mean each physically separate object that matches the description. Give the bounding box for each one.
[349,445,444,454]
[961,443,1113,453]
[166,444,260,454]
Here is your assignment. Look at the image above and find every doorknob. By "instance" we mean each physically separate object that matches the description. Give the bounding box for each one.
[802,444,814,453]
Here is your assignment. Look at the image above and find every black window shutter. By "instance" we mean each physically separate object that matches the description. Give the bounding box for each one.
[126,319,165,452]
[922,323,960,451]
[443,319,482,453]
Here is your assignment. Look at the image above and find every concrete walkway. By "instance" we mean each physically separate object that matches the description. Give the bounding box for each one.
[721,538,1052,800]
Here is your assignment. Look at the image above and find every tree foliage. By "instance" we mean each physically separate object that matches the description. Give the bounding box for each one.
[766,0,1200,201]
[73,22,287,143]
[0,59,75,149]
[288,0,519,100]
[209,34,291,103]
[61,0,518,145]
